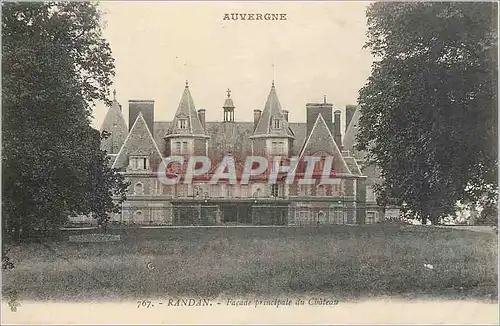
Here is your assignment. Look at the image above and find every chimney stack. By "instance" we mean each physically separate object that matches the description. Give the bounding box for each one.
[198,109,206,131]
[334,110,342,150]
[283,110,289,122]
[306,102,333,137]
[345,105,357,131]
[129,100,155,134]
[253,109,262,131]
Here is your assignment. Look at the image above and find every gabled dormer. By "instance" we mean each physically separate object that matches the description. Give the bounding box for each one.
[297,113,351,175]
[112,112,164,172]
[164,81,210,156]
[100,90,128,155]
[250,81,294,157]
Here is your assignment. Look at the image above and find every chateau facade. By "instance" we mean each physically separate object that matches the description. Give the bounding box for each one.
[84,82,383,226]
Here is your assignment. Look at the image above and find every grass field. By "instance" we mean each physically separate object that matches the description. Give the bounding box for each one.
[2,225,498,302]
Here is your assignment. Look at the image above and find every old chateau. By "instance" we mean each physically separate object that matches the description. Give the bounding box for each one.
[73,81,384,226]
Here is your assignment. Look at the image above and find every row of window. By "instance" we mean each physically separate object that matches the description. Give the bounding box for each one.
[124,209,376,225]
[128,156,338,175]
[131,183,345,198]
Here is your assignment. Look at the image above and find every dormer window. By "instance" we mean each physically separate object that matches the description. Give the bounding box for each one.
[273,118,281,129]
[129,156,149,170]
[178,118,187,129]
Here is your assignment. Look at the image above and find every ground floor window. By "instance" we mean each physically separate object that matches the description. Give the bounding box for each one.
[317,210,327,224]
[295,204,312,225]
[329,206,344,224]
[366,211,376,224]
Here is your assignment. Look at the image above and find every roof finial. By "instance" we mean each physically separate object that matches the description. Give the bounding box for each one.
[113,89,116,101]
[185,80,189,88]
[324,95,327,103]
[227,88,231,98]
[272,80,275,88]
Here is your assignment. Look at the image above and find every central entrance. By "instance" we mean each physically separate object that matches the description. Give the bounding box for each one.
[220,203,253,225]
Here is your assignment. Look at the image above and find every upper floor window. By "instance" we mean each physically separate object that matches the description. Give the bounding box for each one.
[211,184,221,197]
[314,159,324,173]
[173,140,189,155]
[271,141,285,155]
[177,184,188,197]
[171,162,182,174]
[129,156,149,170]
[277,141,284,154]
[178,118,187,129]
[271,184,279,197]
[134,182,144,195]
[317,185,326,196]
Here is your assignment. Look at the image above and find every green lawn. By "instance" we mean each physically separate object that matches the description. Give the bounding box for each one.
[2,225,498,302]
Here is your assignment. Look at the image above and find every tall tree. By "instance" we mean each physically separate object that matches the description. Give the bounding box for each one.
[357,2,498,224]
[2,2,128,241]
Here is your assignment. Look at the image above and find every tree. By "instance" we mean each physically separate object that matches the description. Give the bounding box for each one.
[2,2,129,242]
[357,2,498,224]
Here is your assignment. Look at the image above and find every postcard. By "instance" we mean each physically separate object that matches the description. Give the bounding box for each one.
[2,1,498,324]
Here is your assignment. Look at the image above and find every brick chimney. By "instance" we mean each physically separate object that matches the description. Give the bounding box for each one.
[282,110,289,121]
[129,100,155,134]
[306,102,333,137]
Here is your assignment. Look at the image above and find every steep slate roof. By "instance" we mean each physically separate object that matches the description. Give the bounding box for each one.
[252,82,294,139]
[166,82,207,137]
[343,106,364,159]
[112,112,165,170]
[297,114,351,175]
[100,92,128,154]
[342,106,382,184]
[344,157,362,176]
[154,121,308,159]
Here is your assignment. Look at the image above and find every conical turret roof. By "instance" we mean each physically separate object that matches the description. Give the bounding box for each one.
[100,90,128,154]
[251,82,294,139]
[165,81,207,137]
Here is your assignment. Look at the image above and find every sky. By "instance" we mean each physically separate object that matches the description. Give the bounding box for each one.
[91,1,374,133]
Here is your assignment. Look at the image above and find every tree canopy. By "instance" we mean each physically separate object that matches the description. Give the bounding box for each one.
[357,2,498,223]
[2,2,128,241]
